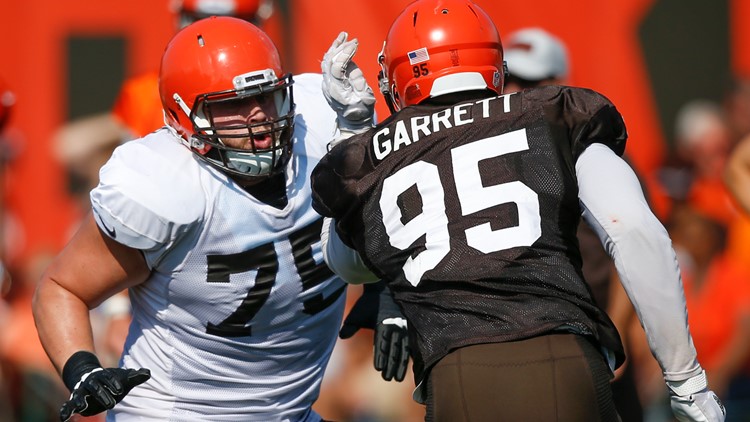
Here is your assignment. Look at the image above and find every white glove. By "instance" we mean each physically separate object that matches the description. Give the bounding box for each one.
[321,31,376,147]
[668,370,726,422]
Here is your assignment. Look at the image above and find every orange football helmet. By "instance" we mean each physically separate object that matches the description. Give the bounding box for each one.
[159,16,294,179]
[377,0,505,113]
[174,0,273,28]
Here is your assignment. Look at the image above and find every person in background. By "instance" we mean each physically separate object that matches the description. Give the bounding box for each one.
[32,16,405,421]
[723,79,750,150]
[503,26,644,422]
[0,75,16,422]
[0,78,14,298]
[112,0,278,139]
[312,0,725,420]
[666,100,735,226]
[719,111,750,419]
[0,250,69,421]
[665,201,750,421]
[0,77,68,421]
[719,79,750,277]
[502,27,569,93]
[725,129,750,216]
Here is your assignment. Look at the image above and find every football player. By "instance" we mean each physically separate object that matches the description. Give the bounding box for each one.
[32,16,403,421]
[312,0,725,420]
[103,0,282,366]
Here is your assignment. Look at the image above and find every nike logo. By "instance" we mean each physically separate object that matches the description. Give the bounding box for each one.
[93,208,117,238]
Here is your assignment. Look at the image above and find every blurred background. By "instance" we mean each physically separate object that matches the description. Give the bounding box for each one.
[2,0,750,421]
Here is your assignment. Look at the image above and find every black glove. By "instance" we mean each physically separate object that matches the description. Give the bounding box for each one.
[60,351,150,421]
[339,281,410,382]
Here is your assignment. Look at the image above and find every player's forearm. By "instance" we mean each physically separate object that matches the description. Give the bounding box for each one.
[602,210,701,380]
[577,144,701,380]
[32,275,97,375]
[321,217,379,284]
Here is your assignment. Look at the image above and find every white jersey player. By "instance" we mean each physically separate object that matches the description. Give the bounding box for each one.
[33,17,350,421]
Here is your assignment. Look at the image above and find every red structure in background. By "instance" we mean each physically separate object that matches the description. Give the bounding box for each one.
[0,1,173,263]
[0,0,749,265]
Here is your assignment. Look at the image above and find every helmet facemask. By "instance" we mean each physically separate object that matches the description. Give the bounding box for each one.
[175,70,295,181]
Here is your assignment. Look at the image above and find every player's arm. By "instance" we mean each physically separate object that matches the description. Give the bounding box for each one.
[321,217,378,284]
[321,31,375,148]
[724,133,750,215]
[321,218,410,381]
[318,30,411,382]
[576,143,725,422]
[32,212,151,420]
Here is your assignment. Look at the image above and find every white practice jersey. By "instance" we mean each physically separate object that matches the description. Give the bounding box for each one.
[90,74,346,421]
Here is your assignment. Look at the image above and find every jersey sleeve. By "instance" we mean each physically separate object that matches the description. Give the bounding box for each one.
[554,87,628,161]
[311,144,348,218]
[90,135,206,267]
[576,144,702,381]
[311,137,371,249]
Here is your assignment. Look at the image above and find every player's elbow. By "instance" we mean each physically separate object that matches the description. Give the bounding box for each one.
[32,273,62,325]
[606,206,671,252]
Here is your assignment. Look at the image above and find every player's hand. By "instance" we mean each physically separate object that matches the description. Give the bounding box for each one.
[374,316,409,382]
[60,367,150,421]
[339,281,410,382]
[667,370,726,422]
[60,351,150,421]
[321,31,375,145]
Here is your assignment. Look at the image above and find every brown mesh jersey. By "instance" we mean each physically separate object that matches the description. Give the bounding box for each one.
[312,85,628,382]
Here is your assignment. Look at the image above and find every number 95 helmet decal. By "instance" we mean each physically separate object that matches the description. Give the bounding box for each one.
[159,16,294,180]
[377,0,505,113]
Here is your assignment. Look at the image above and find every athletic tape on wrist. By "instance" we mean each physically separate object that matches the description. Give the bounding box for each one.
[62,350,103,392]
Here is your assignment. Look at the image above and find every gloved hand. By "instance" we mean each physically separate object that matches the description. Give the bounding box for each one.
[667,370,726,422]
[339,281,410,382]
[374,316,409,381]
[60,351,150,421]
[321,31,376,147]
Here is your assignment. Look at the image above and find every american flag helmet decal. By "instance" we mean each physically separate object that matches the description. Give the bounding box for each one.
[407,48,430,65]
